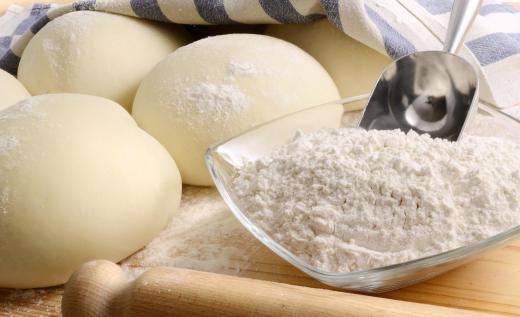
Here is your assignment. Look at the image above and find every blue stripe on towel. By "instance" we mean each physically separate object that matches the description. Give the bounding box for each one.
[0,49,20,75]
[0,37,12,50]
[130,0,170,22]
[259,0,323,24]
[72,0,96,11]
[30,15,51,33]
[415,0,453,15]
[480,3,519,16]
[194,0,235,24]
[320,0,342,29]
[466,33,520,66]
[13,4,51,35]
[365,5,415,59]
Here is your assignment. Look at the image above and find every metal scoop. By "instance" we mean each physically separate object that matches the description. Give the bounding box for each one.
[359,0,482,141]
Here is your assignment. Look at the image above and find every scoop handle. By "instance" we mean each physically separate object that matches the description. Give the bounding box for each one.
[62,260,500,317]
[444,0,483,54]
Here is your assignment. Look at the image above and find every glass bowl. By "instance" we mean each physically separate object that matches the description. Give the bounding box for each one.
[205,96,520,293]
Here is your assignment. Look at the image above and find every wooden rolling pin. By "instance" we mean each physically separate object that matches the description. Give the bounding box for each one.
[62,260,499,317]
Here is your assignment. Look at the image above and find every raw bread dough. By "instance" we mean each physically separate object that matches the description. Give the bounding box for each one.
[18,11,190,111]
[132,34,340,186]
[266,20,390,109]
[0,69,30,112]
[0,94,182,288]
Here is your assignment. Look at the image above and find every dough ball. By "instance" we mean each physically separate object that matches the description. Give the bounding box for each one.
[0,94,182,288]
[18,11,190,111]
[0,69,30,112]
[132,34,340,186]
[266,20,390,109]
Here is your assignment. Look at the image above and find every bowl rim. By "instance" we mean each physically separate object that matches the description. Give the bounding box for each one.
[204,97,520,282]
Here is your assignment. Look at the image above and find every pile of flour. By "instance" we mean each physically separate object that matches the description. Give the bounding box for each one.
[232,128,520,272]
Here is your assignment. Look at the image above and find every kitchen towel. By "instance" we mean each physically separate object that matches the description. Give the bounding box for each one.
[0,0,519,112]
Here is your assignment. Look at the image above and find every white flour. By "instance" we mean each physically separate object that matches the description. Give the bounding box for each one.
[227,61,259,76]
[175,82,249,125]
[162,59,261,134]
[121,186,260,277]
[40,11,92,77]
[232,128,520,272]
[0,187,9,215]
[0,98,47,121]
[0,135,18,156]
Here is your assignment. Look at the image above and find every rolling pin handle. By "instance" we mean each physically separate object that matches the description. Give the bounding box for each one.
[62,260,129,317]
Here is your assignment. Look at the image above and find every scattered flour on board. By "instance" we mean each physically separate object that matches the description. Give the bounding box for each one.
[0,188,9,215]
[0,287,62,316]
[232,128,520,273]
[121,187,260,278]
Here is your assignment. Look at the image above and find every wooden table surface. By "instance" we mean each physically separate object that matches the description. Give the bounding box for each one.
[1,1,520,317]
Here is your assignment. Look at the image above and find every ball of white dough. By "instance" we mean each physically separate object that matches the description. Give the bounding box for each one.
[0,94,182,288]
[266,20,390,109]
[18,11,190,111]
[0,69,30,112]
[132,34,340,186]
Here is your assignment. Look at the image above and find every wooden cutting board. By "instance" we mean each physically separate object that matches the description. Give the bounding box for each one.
[1,1,520,316]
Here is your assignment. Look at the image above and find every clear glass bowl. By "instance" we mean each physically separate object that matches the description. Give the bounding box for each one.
[205,97,520,293]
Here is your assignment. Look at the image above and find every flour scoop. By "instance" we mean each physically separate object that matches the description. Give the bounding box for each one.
[359,0,482,141]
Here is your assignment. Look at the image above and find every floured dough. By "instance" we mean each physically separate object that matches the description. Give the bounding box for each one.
[0,94,182,288]
[18,11,190,111]
[266,20,390,109]
[0,69,30,111]
[132,34,340,186]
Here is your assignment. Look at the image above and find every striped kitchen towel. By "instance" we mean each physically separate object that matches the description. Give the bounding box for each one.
[0,0,519,112]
